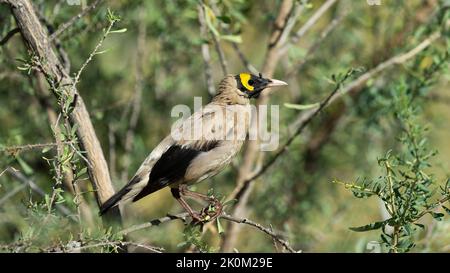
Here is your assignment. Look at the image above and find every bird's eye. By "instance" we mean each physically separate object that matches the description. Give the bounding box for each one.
[239,73,254,91]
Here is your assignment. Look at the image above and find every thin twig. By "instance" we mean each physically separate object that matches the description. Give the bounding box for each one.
[279,0,338,55]
[234,31,442,199]
[286,14,345,78]
[221,213,298,253]
[0,141,73,155]
[72,17,117,88]
[71,241,164,253]
[118,212,190,235]
[121,11,146,182]
[0,27,20,45]
[211,33,228,75]
[0,183,27,206]
[230,42,258,74]
[5,167,77,221]
[197,4,216,96]
[230,69,351,201]
[49,0,103,41]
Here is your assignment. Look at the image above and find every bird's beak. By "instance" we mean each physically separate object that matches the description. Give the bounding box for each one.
[266,78,288,88]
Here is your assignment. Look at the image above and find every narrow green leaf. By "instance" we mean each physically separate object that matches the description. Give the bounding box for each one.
[216,218,225,235]
[41,146,52,154]
[284,102,319,111]
[217,16,231,24]
[349,221,385,232]
[223,199,238,207]
[16,156,34,175]
[110,28,127,34]
[220,35,242,43]
[204,5,220,37]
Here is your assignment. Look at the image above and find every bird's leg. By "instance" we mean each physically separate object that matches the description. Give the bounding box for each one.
[179,185,223,222]
[179,184,213,202]
[170,187,202,223]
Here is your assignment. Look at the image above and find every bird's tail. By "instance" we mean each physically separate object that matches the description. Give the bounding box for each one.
[99,186,131,216]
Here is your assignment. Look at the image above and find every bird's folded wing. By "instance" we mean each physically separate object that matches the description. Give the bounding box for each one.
[119,104,250,203]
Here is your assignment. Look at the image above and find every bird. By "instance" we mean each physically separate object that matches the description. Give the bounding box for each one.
[99,73,287,222]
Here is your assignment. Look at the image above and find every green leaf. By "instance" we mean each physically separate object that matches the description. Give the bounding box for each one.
[216,218,225,235]
[203,5,220,37]
[16,156,34,175]
[41,146,52,154]
[284,102,319,110]
[220,34,242,43]
[349,221,385,232]
[110,28,127,34]
[223,199,238,208]
[217,15,231,24]
[94,49,110,55]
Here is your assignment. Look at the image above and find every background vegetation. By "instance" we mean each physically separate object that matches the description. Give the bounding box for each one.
[0,0,449,252]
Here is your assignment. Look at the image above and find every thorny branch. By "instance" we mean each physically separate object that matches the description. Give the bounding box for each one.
[3,167,76,220]
[49,0,103,41]
[0,141,74,155]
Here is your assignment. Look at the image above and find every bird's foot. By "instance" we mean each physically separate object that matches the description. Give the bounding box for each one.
[199,197,223,222]
[189,212,205,225]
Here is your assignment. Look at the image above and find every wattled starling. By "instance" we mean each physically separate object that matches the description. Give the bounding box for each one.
[100,73,287,221]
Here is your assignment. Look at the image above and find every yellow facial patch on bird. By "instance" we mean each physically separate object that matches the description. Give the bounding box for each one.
[239,73,254,91]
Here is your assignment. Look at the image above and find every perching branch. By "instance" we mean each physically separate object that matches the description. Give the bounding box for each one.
[118,212,299,253]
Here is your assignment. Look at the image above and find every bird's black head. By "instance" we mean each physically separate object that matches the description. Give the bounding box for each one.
[235,73,288,99]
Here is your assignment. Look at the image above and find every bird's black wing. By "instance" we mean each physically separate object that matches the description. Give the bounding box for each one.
[132,141,219,202]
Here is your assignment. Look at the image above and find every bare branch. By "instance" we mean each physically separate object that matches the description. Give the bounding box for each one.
[121,10,146,182]
[0,28,20,46]
[279,0,338,56]
[286,14,345,78]
[197,4,216,96]
[0,183,27,206]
